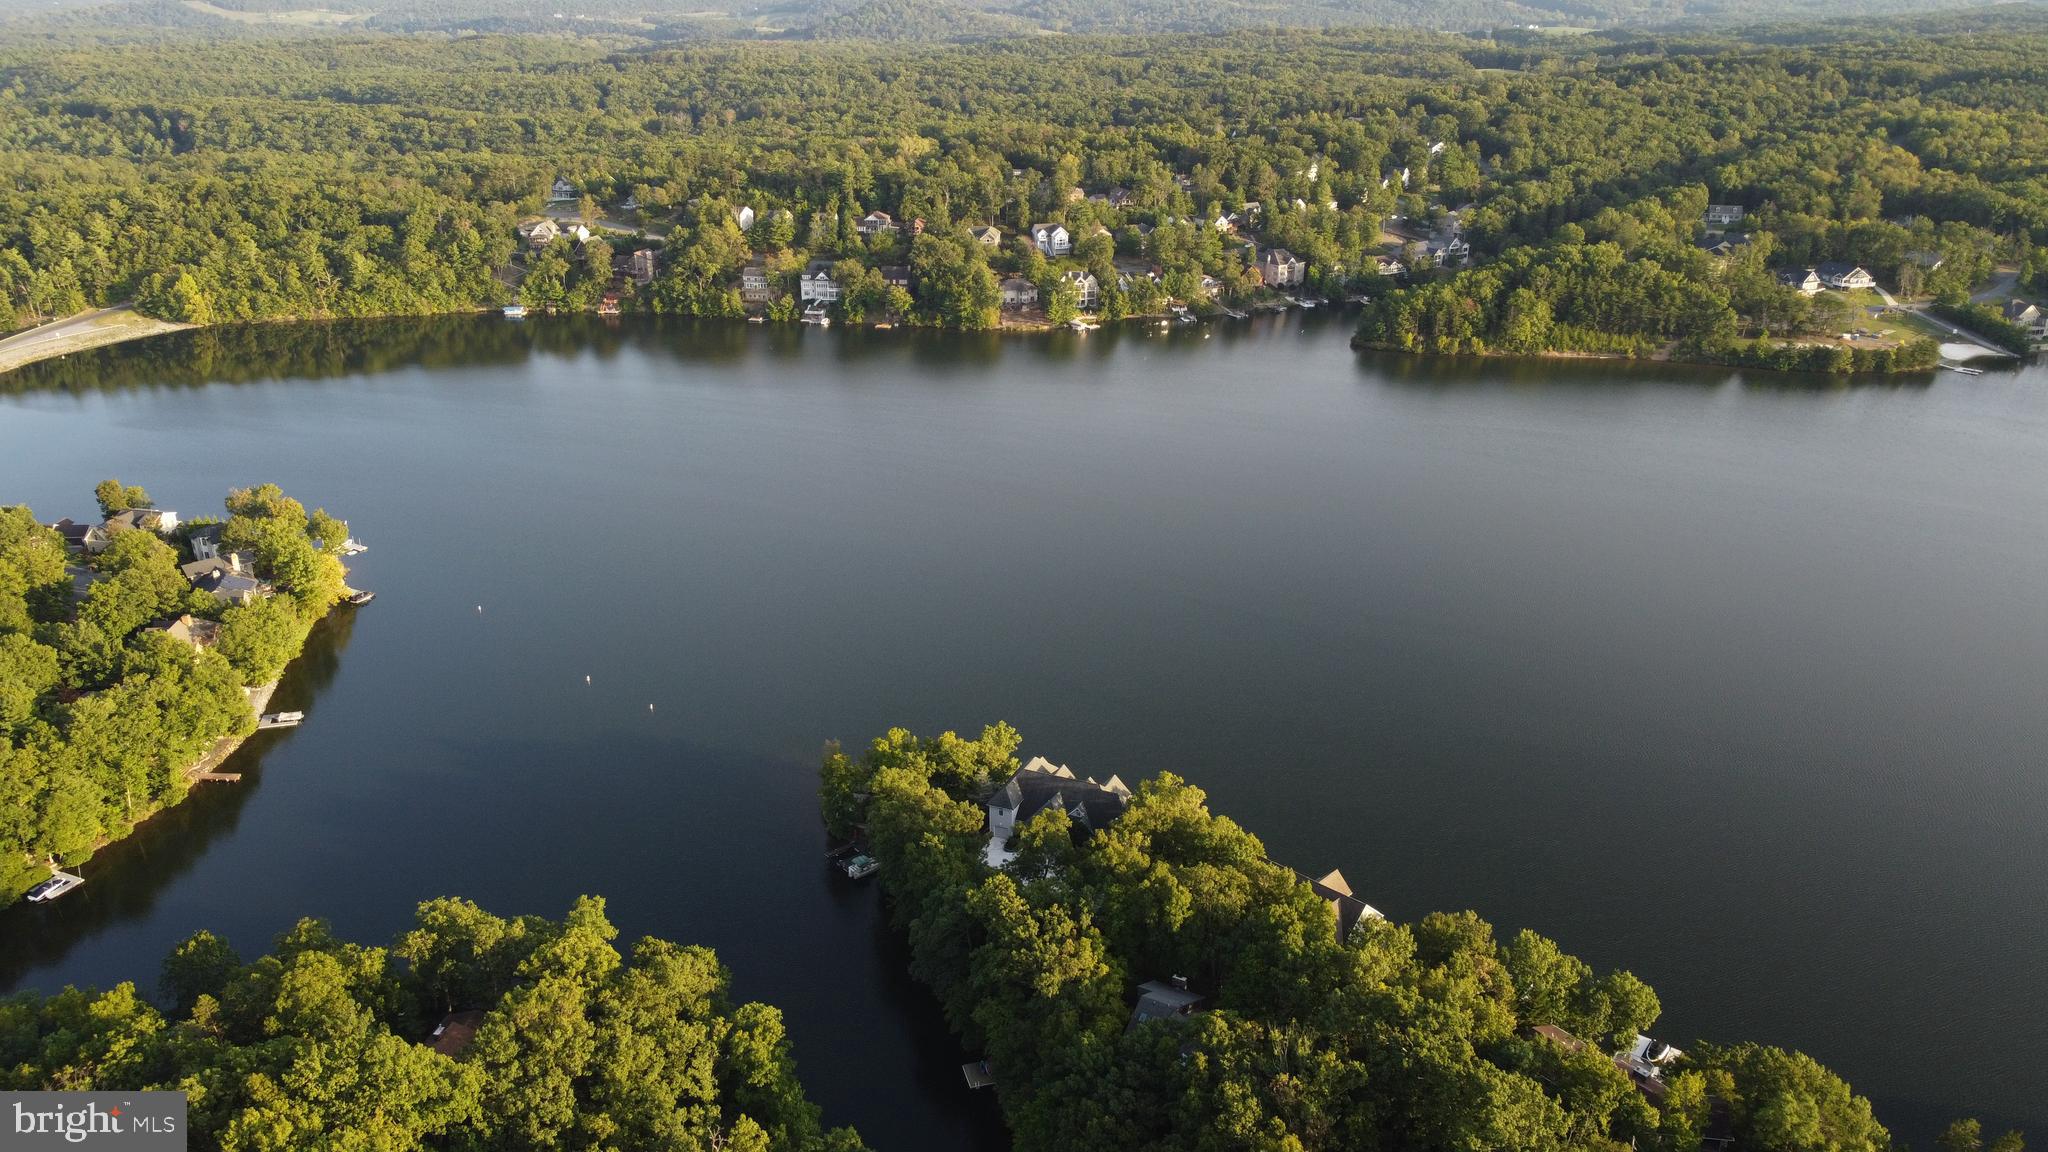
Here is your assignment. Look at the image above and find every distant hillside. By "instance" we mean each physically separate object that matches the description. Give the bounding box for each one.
[0,0,2034,38]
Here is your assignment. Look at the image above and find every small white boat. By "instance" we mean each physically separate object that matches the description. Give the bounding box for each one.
[258,711,305,729]
[25,871,84,903]
[747,315,766,324]
[840,854,880,880]
[1068,319,1099,332]
[502,305,527,319]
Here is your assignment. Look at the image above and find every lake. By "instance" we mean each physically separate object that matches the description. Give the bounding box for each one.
[2,312,2044,1147]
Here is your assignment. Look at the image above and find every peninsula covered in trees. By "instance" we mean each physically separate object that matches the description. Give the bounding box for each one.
[820,724,2023,1152]
[0,482,354,903]
[0,11,2044,369]
[0,895,866,1152]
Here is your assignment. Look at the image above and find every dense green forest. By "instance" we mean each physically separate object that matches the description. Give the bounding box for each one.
[819,724,2022,1152]
[0,13,2042,365]
[0,0,2019,41]
[0,482,348,902]
[0,895,866,1151]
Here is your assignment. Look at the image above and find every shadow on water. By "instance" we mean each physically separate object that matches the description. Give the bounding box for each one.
[0,607,359,988]
[1356,344,1940,394]
[2,310,1367,398]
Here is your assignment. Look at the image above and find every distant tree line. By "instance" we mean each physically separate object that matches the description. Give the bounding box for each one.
[0,15,2045,360]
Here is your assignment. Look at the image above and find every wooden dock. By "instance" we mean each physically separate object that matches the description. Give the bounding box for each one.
[193,772,243,783]
[961,1060,995,1090]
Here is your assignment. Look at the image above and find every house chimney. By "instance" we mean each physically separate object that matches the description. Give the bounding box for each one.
[229,552,241,574]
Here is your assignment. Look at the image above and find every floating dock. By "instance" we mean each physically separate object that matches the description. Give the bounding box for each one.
[192,772,243,783]
[257,711,305,729]
[961,1061,995,1090]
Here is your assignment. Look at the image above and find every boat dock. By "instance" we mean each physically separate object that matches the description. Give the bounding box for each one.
[257,711,305,729]
[193,771,243,783]
[961,1060,996,1090]
[25,870,84,903]
[345,589,376,605]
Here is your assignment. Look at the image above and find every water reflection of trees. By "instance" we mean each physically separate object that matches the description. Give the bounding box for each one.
[1,311,1363,398]
[0,607,359,988]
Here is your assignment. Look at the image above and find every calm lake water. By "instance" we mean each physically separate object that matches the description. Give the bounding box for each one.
[2,313,2044,1147]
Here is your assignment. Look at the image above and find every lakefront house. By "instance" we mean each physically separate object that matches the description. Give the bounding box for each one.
[986,757,1133,847]
[1032,223,1071,257]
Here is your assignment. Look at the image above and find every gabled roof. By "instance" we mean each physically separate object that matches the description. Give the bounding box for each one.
[991,757,1131,832]
[1299,867,1382,941]
[1815,260,1868,278]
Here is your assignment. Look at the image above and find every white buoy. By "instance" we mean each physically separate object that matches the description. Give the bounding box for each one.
[475,605,483,613]
[648,703,655,712]
[585,675,591,683]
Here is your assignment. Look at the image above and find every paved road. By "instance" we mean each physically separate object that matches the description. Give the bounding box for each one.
[0,305,135,357]
[1972,270,2018,304]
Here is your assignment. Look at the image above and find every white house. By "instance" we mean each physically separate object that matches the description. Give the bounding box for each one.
[517,218,560,249]
[857,211,899,236]
[1061,269,1100,310]
[1705,204,1746,227]
[1816,262,1876,290]
[799,262,841,303]
[971,225,1003,248]
[1031,223,1071,257]
[549,177,577,201]
[2004,299,2048,339]
[1778,268,1824,295]
[735,206,756,232]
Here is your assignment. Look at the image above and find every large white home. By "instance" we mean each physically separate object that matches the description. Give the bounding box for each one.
[1061,270,1101,310]
[799,261,841,303]
[1816,262,1877,290]
[1704,204,1746,227]
[1031,223,1071,258]
[857,211,899,237]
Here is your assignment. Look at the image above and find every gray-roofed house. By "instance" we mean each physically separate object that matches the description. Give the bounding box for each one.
[971,225,1003,248]
[1259,247,1307,289]
[1778,268,1823,295]
[987,756,1132,845]
[183,552,270,604]
[740,262,773,306]
[1128,979,1204,1031]
[1816,261,1876,290]
[1031,223,1071,258]
[1704,204,1745,227]
[999,276,1038,308]
[1300,868,1383,943]
[799,261,841,304]
[48,518,92,550]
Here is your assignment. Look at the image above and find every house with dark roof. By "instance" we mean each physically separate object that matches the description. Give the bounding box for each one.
[1299,868,1382,942]
[48,518,92,550]
[1778,268,1823,295]
[987,756,1132,845]
[1816,261,1876,290]
[1128,979,1204,1031]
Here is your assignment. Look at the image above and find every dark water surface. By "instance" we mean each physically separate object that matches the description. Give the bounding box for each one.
[2,313,2044,1147]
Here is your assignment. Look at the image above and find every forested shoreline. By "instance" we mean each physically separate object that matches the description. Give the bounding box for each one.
[0,14,2044,369]
[0,482,351,904]
[820,724,2024,1152]
[0,895,866,1151]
